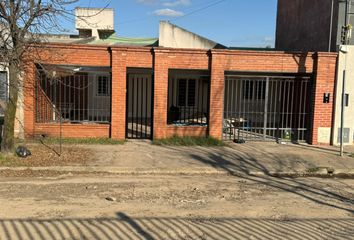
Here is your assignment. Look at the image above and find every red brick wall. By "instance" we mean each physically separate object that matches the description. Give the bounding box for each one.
[152,49,210,139]
[111,47,153,140]
[310,52,337,145]
[34,124,110,138]
[166,126,207,138]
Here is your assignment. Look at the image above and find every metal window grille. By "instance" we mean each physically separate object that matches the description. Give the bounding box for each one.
[223,76,311,143]
[36,70,111,124]
[168,75,210,126]
[97,75,109,96]
[0,71,8,102]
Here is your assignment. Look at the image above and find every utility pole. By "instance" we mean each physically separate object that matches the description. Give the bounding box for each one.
[329,0,334,52]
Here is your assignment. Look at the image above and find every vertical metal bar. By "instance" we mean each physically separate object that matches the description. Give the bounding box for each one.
[286,79,291,140]
[328,0,334,52]
[239,78,243,140]
[274,79,278,140]
[225,78,229,139]
[207,76,210,128]
[304,80,309,140]
[59,75,62,122]
[199,79,202,124]
[150,73,155,139]
[230,77,234,131]
[298,79,304,141]
[73,76,75,122]
[340,70,347,156]
[126,74,130,139]
[183,79,186,124]
[228,77,232,140]
[267,78,274,139]
[135,76,138,138]
[242,79,246,140]
[264,77,269,140]
[289,80,295,141]
[36,74,39,122]
[145,76,148,138]
[256,79,260,138]
[279,79,283,139]
[188,79,190,124]
[131,75,134,138]
[140,77,144,139]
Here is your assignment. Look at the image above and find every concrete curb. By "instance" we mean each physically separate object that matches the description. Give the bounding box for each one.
[1,166,354,178]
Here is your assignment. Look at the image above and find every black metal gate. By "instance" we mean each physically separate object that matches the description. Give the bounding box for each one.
[126,74,153,139]
[223,76,311,142]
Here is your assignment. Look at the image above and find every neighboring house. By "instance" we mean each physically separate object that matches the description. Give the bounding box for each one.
[276,0,353,52]
[0,64,8,116]
[276,0,354,145]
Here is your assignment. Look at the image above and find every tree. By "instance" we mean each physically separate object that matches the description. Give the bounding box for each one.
[0,0,78,152]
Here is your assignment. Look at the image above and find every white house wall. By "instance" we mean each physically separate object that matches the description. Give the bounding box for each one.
[333,45,354,145]
[87,72,111,121]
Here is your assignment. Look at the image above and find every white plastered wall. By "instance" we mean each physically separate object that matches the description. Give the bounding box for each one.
[0,63,24,139]
[333,45,354,145]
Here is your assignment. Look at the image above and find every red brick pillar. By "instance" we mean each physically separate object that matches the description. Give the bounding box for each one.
[209,51,225,140]
[310,52,337,145]
[111,48,127,140]
[23,62,36,138]
[153,49,169,139]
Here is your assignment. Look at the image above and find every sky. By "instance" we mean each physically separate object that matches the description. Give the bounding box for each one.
[61,0,278,48]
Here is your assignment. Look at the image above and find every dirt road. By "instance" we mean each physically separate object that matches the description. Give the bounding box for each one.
[0,174,353,239]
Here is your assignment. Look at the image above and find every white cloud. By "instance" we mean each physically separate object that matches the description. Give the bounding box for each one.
[154,8,184,17]
[163,0,191,7]
[137,0,158,5]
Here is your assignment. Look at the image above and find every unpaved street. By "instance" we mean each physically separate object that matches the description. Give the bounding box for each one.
[0,174,354,239]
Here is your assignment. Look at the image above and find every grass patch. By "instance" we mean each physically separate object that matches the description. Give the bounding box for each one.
[306,167,321,173]
[39,137,125,145]
[0,153,23,167]
[153,136,226,147]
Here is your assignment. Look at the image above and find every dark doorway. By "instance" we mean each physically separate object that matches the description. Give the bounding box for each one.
[126,73,153,139]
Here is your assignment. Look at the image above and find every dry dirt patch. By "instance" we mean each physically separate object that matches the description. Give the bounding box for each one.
[0,143,92,167]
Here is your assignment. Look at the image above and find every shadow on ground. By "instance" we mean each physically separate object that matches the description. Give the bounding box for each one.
[1,212,354,240]
[157,143,354,215]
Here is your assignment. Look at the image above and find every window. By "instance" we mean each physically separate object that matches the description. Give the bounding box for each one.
[0,71,8,102]
[178,79,196,107]
[168,74,209,125]
[97,75,109,96]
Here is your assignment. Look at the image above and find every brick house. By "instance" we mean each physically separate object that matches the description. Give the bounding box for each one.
[10,7,335,145]
[22,42,337,145]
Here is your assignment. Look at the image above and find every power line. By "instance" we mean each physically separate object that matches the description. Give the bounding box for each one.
[169,0,227,22]
[117,0,227,26]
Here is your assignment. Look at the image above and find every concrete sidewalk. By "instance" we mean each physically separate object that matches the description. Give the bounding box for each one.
[2,141,354,177]
[86,141,354,171]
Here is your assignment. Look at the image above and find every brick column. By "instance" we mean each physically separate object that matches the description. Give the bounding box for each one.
[310,52,337,145]
[23,62,36,138]
[153,50,169,139]
[111,49,127,140]
[209,51,225,140]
